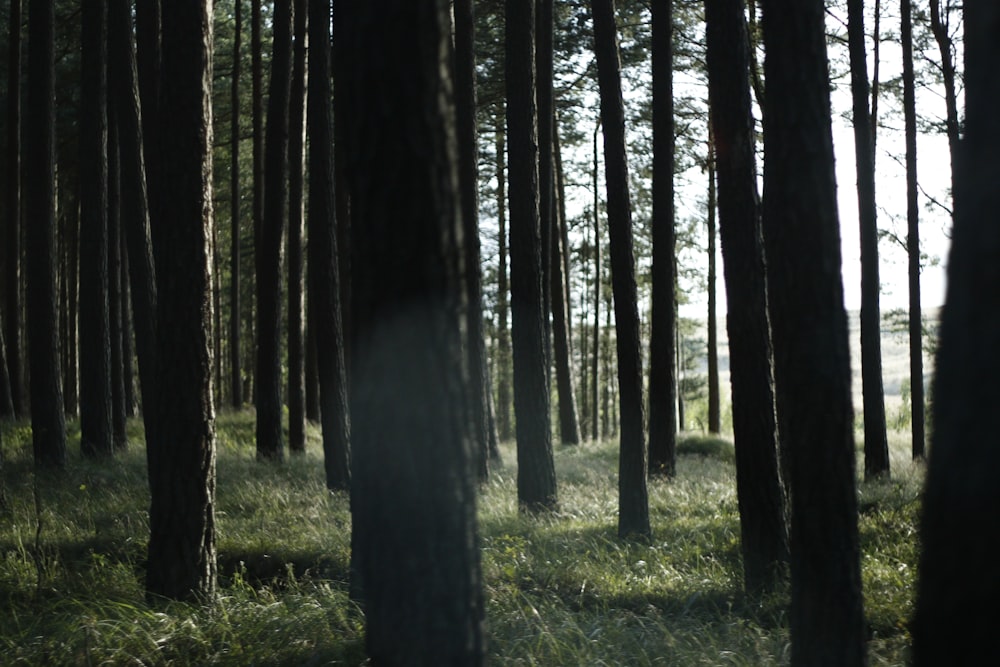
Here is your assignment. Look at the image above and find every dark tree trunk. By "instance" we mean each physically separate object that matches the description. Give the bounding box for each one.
[494,116,513,443]
[848,0,889,480]
[705,0,789,594]
[759,1,866,664]
[0,315,12,417]
[145,0,217,602]
[256,0,293,462]
[62,194,80,418]
[109,0,158,447]
[901,0,925,460]
[305,307,320,422]
[252,0,263,243]
[26,0,66,468]
[331,22,352,378]
[506,0,557,513]
[230,0,243,409]
[79,0,114,459]
[648,0,677,475]
[308,0,350,492]
[341,2,485,662]
[120,220,137,417]
[287,0,307,455]
[591,119,601,441]
[536,0,553,383]
[5,0,24,418]
[591,0,650,541]
[913,8,1000,662]
[928,0,960,211]
[108,116,128,450]
[706,134,720,435]
[454,0,493,480]
[135,0,162,271]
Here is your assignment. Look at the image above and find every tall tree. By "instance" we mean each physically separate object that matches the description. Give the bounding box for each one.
[26,0,66,468]
[307,0,350,491]
[507,0,557,512]
[454,0,494,478]
[912,5,1000,661]
[705,0,789,594]
[135,0,163,269]
[494,115,513,442]
[5,0,24,418]
[256,0,293,462]
[536,0,554,381]
[928,0,960,209]
[591,0,650,540]
[759,0,866,663]
[79,0,114,459]
[706,133,720,435]
[287,0,307,454]
[341,1,485,661]
[145,0,217,602]
[252,0,263,246]
[901,0,924,460]
[848,0,890,480]
[591,118,601,440]
[230,0,243,408]
[648,0,677,476]
[108,120,128,450]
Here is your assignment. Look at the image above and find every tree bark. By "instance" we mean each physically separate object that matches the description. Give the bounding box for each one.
[135,0,163,271]
[705,0,789,594]
[536,0,554,384]
[913,7,1000,661]
[256,0,294,462]
[109,116,128,450]
[287,0,307,454]
[145,0,217,603]
[706,133,720,435]
[26,0,66,468]
[506,0,557,513]
[341,2,485,661]
[759,1,866,663]
[848,0,890,480]
[308,0,350,491]
[494,116,513,443]
[229,0,243,409]
[5,0,24,418]
[648,0,677,476]
[591,0,650,540]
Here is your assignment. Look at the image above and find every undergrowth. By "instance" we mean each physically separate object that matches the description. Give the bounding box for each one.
[0,413,921,665]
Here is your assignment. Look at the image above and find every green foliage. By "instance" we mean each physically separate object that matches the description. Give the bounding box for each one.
[0,415,921,665]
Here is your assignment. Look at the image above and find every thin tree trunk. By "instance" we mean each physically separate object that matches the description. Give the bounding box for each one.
[63,188,80,418]
[494,116,513,442]
[230,0,243,409]
[135,0,162,270]
[591,118,601,442]
[706,131,720,435]
[928,0,960,211]
[0,314,12,417]
[305,307,320,421]
[536,0,554,384]
[287,0,307,455]
[120,220,137,417]
[5,0,24,418]
[109,117,127,450]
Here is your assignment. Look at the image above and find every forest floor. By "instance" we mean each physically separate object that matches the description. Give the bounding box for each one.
[0,411,921,665]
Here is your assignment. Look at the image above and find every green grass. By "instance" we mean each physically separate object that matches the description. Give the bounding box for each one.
[0,413,921,665]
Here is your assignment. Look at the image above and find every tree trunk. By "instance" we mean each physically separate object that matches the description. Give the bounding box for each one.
[62,189,80,418]
[120,220,137,417]
[230,0,243,409]
[5,0,24,418]
[79,0,114,459]
[759,1,866,663]
[256,0,293,462]
[705,0,789,594]
[536,0,554,385]
[901,0,924,460]
[109,116,128,451]
[591,119,601,442]
[648,0,677,475]
[0,314,12,417]
[145,0,217,602]
[287,0,307,455]
[591,0,650,540]
[506,0,557,513]
[308,0,350,492]
[305,307,320,421]
[26,0,66,468]
[706,132,720,435]
[494,116,513,443]
[928,0,960,211]
[848,0,889,480]
[341,2,485,661]
[913,8,1000,661]
[135,0,162,271]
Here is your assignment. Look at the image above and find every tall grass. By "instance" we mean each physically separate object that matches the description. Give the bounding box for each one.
[0,413,920,665]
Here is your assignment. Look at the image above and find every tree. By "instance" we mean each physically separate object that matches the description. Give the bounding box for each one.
[537,0,554,380]
[928,0,960,208]
[135,0,163,270]
[145,0,217,602]
[5,0,24,418]
[256,0,293,462]
[79,0,114,459]
[705,0,789,594]
[706,134,720,435]
[340,1,485,661]
[307,0,350,491]
[494,115,513,442]
[848,0,890,480]
[648,0,677,477]
[759,0,866,663]
[507,0,558,512]
[287,0,307,454]
[912,6,1000,661]
[0,315,12,417]
[230,0,243,408]
[901,0,925,460]
[591,0,650,540]
[26,0,66,469]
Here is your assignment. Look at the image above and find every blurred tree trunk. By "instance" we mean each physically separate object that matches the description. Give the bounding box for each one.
[901,0,924,460]
[913,7,1000,661]
[848,0,889,480]
[26,0,66,468]
[5,0,24,418]
[287,0,307,454]
[256,0,293,462]
[341,2,485,661]
[706,132,720,435]
[507,0,557,513]
[759,1,865,663]
[648,0,677,475]
[145,0,217,603]
[705,0,789,594]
